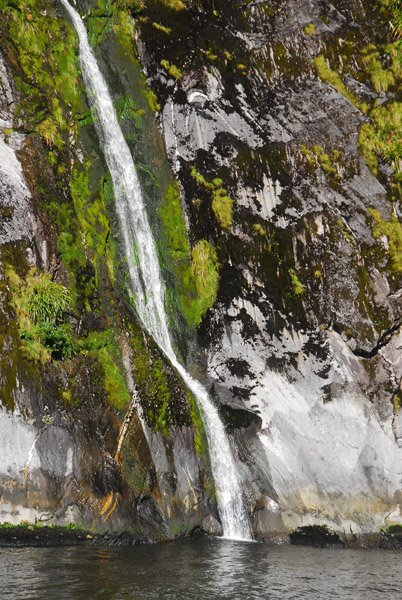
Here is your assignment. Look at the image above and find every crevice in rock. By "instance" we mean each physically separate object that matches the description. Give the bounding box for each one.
[352,320,402,359]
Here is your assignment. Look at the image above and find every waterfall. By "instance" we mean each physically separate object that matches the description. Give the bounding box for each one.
[60,0,251,540]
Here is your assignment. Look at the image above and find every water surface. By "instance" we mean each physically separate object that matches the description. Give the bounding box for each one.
[1,537,401,599]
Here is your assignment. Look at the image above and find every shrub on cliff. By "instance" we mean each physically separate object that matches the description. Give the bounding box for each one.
[6,268,74,362]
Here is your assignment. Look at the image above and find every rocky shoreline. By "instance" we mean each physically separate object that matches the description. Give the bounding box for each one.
[1,523,402,550]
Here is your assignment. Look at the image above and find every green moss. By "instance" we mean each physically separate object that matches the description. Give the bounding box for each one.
[35,116,62,148]
[360,103,402,176]
[300,143,342,180]
[70,164,112,277]
[159,0,185,10]
[160,179,222,326]
[314,54,360,109]
[393,390,402,413]
[142,86,160,112]
[363,47,396,92]
[288,268,305,295]
[383,523,402,534]
[0,522,85,531]
[159,181,201,327]
[189,166,234,230]
[1,0,85,145]
[337,219,355,242]
[300,144,317,172]
[160,59,182,79]
[0,0,115,316]
[303,22,316,35]
[5,267,74,362]
[369,208,402,274]
[377,0,402,39]
[191,240,220,319]
[152,22,172,34]
[186,390,215,500]
[79,329,130,410]
[359,123,380,175]
[127,325,193,434]
[212,188,234,230]
[187,390,207,458]
[190,166,214,189]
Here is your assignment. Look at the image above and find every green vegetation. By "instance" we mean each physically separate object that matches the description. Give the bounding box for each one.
[211,188,234,230]
[85,0,139,48]
[79,330,130,409]
[152,22,172,34]
[0,0,85,148]
[129,326,191,433]
[314,55,362,109]
[300,144,317,171]
[69,164,113,285]
[187,391,207,458]
[27,277,71,326]
[300,144,342,179]
[303,23,316,35]
[393,390,402,413]
[337,219,355,243]
[378,0,402,38]
[314,3,402,189]
[362,45,398,92]
[121,445,151,496]
[159,181,202,327]
[288,268,305,295]
[160,0,185,9]
[369,208,402,273]
[189,166,234,230]
[191,240,220,317]
[160,59,182,79]
[0,521,85,531]
[359,103,402,176]
[160,181,222,326]
[6,268,73,362]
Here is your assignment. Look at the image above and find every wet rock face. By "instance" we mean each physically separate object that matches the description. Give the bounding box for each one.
[0,55,43,254]
[2,0,402,543]
[0,13,213,541]
[138,0,402,534]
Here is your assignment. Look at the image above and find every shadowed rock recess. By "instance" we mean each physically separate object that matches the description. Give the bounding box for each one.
[1,0,402,545]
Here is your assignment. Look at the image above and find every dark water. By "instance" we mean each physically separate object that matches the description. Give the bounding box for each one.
[1,537,402,599]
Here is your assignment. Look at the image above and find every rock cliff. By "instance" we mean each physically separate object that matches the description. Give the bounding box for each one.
[1,0,402,542]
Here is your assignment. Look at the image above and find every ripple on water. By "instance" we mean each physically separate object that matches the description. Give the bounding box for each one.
[1,538,402,600]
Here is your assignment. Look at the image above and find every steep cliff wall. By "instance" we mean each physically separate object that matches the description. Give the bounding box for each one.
[1,0,402,542]
[137,0,402,537]
[0,0,217,541]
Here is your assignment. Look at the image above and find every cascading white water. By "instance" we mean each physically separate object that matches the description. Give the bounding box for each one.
[61,0,251,541]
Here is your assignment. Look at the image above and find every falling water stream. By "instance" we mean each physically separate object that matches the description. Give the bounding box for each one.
[60,0,251,541]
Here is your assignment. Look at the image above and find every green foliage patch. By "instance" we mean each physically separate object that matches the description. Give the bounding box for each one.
[300,144,342,180]
[191,240,220,318]
[0,0,85,146]
[159,181,222,326]
[79,330,130,409]
[359,103,402,176]
[369,208,402,274]
[159,181,202,327]
[303,22,316,35]
[6,267,74,362]
[314,55,362,110]
[189,166,234,230]
[288,268,305,295]
[160,59,182,79]
[129,327,189,434]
